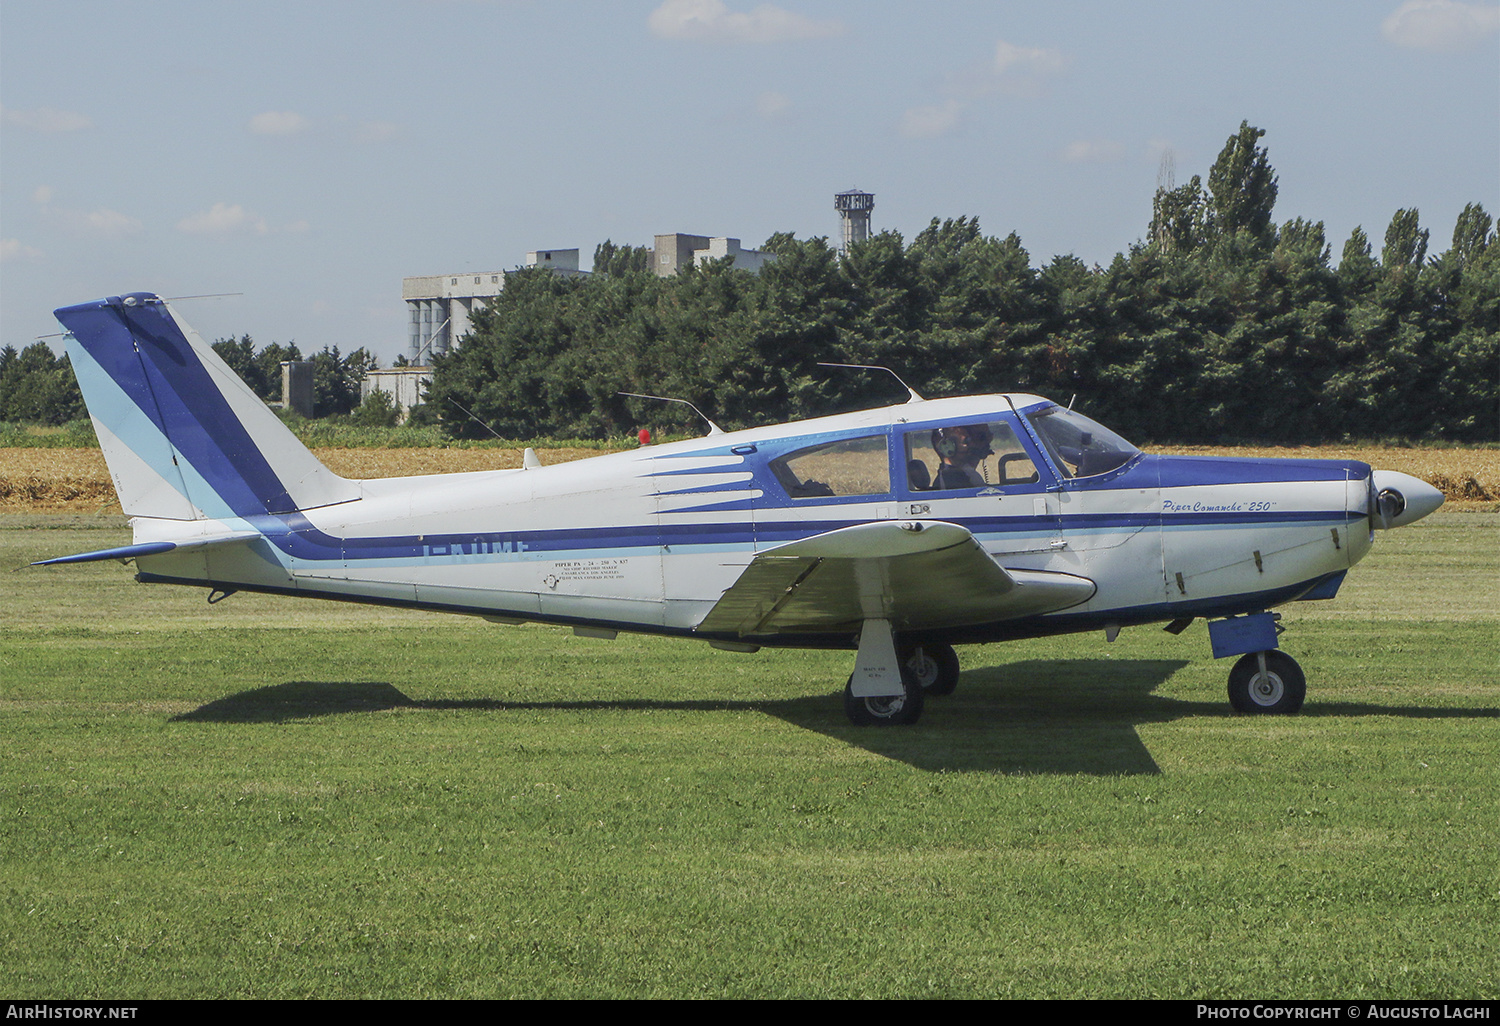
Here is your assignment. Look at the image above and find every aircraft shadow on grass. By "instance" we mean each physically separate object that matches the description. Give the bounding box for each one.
[171,659,1497,776]
[167,658,1185,775]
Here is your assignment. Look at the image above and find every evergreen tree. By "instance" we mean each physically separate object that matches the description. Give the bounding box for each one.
[1206,121,1279,244]
[1150,175,1209,253]
[1448,202,1494,267]
[212,335,273,399]
[592,239,651,276]
[0,343,83,425]
[1381,208,1429,271]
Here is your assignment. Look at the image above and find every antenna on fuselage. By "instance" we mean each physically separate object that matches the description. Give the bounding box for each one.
[617,392,724,436]
[816,362,924,403]
[445,397,507,440]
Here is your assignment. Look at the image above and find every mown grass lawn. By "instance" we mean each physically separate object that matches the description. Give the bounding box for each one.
[2,513,1495,998]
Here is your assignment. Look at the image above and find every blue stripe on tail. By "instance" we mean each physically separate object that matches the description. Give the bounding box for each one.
[56,294,301,517]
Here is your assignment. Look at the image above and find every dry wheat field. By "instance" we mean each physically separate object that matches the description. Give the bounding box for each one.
[2,443,1496,513]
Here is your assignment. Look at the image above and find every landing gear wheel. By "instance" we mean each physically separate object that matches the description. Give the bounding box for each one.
[899,641,960,696]
[843,670,925,726]
[1227,650,1306,715]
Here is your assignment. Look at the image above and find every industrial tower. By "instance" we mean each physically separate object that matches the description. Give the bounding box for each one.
[834,189,874,255]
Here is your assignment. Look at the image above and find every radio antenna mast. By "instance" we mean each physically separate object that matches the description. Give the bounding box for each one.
[816,362,924,403]
[617,392,724,435]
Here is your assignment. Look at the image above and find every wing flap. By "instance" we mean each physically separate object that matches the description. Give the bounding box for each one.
[697,520,1095,637]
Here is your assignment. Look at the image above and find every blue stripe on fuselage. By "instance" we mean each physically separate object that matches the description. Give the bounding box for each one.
[255,505,1348,570]
[1149,454,1371,488]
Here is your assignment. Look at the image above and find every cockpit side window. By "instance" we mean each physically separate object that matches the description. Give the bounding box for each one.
[769,435,890,499]
[904,420,1039,492]
[1025,406,1140,479]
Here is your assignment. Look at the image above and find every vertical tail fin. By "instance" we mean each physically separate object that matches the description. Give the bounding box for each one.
[55,293,359,521]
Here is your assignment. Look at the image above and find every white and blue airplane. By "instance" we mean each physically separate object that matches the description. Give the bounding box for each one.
[38,292,1444,726]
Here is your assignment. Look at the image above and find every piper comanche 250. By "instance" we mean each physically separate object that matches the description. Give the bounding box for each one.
[39,293,1444,726]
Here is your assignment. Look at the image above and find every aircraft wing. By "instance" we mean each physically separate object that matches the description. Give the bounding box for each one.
[696,520,1095,638]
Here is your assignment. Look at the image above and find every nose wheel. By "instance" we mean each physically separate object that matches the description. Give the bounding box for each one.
[1227,650,1306,714]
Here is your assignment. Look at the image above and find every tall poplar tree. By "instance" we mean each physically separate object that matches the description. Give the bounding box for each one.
[1206,121,1279,244]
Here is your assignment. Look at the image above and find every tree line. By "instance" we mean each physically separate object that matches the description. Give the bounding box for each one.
[4,122,1494,444]
[430,122,1496,444]
[0,336,379,426]
[208,336,378,420]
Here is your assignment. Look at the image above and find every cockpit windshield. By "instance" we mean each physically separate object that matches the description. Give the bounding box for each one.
[1025,406,1140,479]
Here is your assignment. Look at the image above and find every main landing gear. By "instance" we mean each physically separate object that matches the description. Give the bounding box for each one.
[901,641,960,697]
[843,670,924,726]
[842,623,961,726]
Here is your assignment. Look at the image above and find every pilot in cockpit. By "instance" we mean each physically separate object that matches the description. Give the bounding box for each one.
[931,424,993,490]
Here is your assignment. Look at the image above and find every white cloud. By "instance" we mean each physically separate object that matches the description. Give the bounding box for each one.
[993,38,1068,76]
[29,187,141,237]
[900,99,962,139]
[1,238,44,262]
[1382,0,1500,51]
[248,110,310,135]
[1060,139,1125,163]
[755,91,791,119]
[177,202,269,236]
[1,105,92,133]
[900,35,1068,139]
[60,207,143,237]
[648,0,844,43]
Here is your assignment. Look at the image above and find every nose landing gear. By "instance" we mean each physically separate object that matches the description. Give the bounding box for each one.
[1207,612,1306,715]
[1226,649,1306,715]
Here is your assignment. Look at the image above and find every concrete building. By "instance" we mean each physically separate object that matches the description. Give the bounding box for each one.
[525,248,581,273]
[403,235,769,364]
[835,189,874,255]
[361,366,431,422]
[652,234,774,276]
[403,250,585,364]
[280,361,314,419]
[690,236,774,273]
[402,271,506,364]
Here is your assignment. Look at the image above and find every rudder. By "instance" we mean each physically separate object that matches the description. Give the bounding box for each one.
[55,293,359,521]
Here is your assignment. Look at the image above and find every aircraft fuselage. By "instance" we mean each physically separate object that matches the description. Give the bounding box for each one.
[127,395,1378,648]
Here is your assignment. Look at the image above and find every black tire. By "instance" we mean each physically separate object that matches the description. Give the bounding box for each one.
[899,641,960,696]
[843,670,925,726]
[1227,650,1306,714]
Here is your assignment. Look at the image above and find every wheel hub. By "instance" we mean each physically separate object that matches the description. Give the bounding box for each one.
[906,651,938,688]
[1251,672,1284,705]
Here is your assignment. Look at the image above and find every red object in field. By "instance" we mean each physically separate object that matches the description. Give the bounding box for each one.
[638,428,651,446]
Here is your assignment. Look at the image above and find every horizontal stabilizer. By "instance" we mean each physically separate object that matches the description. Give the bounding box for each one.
[698,520,1095,637]
[32,531,261,566]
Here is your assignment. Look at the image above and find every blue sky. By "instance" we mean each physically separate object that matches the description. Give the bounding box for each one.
[3,0,1496,363]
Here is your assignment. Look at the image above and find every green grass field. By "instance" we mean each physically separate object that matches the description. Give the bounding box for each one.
[2,513,1496,998]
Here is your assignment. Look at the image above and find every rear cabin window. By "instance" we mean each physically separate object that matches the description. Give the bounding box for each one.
[904,420,1040,492]
[770,435,891,499]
